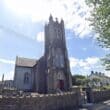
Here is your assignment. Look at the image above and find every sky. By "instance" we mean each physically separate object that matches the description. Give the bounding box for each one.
[0,0,110,80]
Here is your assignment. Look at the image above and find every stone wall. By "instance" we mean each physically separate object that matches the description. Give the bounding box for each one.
[92,90,110,103]
[0,92,79,110]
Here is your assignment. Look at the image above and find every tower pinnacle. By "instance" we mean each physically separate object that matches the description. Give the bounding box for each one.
[49,14,53,21]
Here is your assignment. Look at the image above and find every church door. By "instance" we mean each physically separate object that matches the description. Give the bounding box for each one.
[58,80,64,90]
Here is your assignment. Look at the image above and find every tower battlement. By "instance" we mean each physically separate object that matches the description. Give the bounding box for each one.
[45,15,66,56]
[49,15,64,26]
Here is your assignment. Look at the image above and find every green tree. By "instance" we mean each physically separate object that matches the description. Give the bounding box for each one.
[86,0,110,70]
[72,75,87,86]
[102,54,110,70]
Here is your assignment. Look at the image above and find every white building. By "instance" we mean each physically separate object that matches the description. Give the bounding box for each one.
[88,71,110,87]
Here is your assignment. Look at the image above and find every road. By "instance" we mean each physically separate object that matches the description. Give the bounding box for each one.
[93,100,110,110]
[80,100,110,110]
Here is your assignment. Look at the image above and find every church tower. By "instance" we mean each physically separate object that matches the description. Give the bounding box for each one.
[44,15,72,93]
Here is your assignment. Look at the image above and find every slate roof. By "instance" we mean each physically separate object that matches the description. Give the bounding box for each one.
[16,57,37,67]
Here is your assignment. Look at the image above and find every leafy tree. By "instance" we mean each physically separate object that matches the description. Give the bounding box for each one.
[72,75,87,86]
[102,54,110,70]
[86,0,110,70]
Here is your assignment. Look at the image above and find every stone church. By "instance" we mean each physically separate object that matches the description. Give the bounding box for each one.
[14,15,72,93]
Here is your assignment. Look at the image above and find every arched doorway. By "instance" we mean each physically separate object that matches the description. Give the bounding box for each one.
[57,71,65,91]
[58,80,64,90]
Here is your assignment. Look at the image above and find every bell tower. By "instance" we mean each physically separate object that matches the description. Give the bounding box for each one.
[44,15,72,93]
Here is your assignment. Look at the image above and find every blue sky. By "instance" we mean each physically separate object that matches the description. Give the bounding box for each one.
[0,0,110,80]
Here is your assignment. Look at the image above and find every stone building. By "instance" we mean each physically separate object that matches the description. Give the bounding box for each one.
[14,15,72,93]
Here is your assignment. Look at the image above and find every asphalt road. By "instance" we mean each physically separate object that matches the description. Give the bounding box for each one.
[80,100,110,110]
[93,100,110,110]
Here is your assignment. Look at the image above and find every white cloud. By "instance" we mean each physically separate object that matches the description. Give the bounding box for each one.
[69,57,106,76]
[82,47,87,51]
[4,71,14,80]
[0,70,14,80]
[0,58,15,80]
[69,57,100,68]
[86,57,99,65]
[0,58,15,65]
[105,71,110,77]
[69,57,79,68]
[79,59,88,67]
[0,29,2,33]
[4,0,92,38]
[66,36,73,40]
[103,48,110,52]
[0,29,4,37]
[36,31,44,42]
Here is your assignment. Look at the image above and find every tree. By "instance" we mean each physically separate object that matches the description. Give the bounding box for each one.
[86,0,110,70]
[102,54,110,70]
[72,75,87,86]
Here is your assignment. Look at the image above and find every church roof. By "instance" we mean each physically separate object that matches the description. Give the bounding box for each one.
[16,57,37,67]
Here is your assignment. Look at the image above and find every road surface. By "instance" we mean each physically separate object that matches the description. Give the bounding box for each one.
[80,100,110,110]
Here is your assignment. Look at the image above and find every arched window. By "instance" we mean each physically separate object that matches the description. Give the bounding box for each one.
[53,48,64,68]
[24,72,30,84]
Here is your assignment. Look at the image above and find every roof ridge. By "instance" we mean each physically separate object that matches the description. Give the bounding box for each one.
[17,56,37,61]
